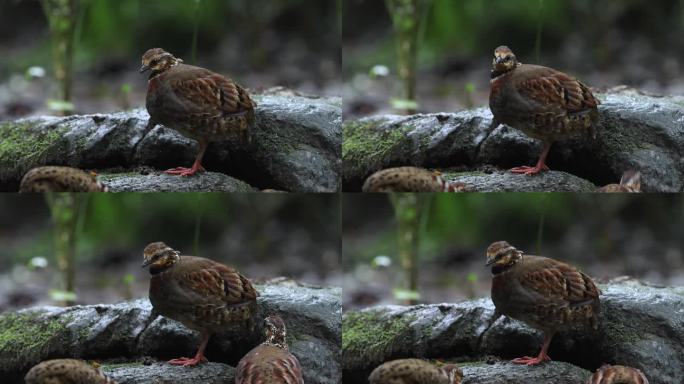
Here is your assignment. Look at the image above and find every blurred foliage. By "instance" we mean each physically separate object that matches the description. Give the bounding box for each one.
[385,0,432,113]
[0,193,339,269]
[45,192,84,305]
[343,193,684,268]
[389,193,432,304]
[40,0,80,112]
[0,0,340,78]
[344,0,684,73]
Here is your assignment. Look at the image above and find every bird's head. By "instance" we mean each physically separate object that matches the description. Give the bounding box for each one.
[491,46,519,77]
[264,315,288,349]
[440,364,464,384]
[485,240,523,268]
[142,241,180,270]
[140,48,182,76]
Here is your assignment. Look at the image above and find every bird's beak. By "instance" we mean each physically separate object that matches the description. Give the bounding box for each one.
[139,64,150,73]
[495,56,504,65]
[142,258,152,268]
[485,257,496,266]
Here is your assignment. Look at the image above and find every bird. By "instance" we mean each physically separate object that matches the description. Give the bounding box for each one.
[485,240,601,365]
[489,46,600,175]
[587,364,649,384]
[362,166,470,192]
[141,241,258,366]
[24,359,117,384]
[235,315,304,384]
[140,48,256,176]
[19,166,108,192]
[368,358,463,384]
[596,170,641,192]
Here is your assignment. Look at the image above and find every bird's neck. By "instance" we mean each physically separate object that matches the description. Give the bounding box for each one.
[491,253,522,275]
[264,333,288,350]
[148,59,182,80]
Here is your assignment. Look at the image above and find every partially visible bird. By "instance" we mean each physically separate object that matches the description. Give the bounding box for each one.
[140,48,256,176]
[24,359,116,384]
[362,166,470,192]
[368,358,463,384]
[489,46,600,175]
[596,171,641,193]
[587,364,649,384]
[485,241,601,365]
[142,241,258,366]
[235,315,304,384]
[19,166,108,192]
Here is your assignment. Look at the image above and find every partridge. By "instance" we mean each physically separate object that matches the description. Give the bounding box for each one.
[142,241,258,366]
[25,359,116,384]
[596,171,641,193]
[587,364,649,384]
[19,166,108,192]
[362,166,470,192]
[140,48,256,176]
[368,359,463,384]
[489,46,599,175]
[235,315,304,384]
[485,241,600,365]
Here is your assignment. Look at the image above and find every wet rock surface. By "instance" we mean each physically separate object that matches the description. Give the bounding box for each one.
[0,281,341,384]
[442,170,597,192]
[342,90,684,192]
[103,361,235,384]
[460,361,591,384]
[342,279,683,384]
[100,171,256,192]
[0,89,341,192]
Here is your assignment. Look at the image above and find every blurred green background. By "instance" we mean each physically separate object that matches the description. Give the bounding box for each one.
[0,0,341,119]
[342,193,684,308]
[343,0,684,117]
[0,193,340,312]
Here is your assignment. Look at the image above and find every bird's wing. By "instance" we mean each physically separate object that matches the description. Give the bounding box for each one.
[166,66,256,118]
[177,258,258,305]
[515,67,599,114]
[520,258,600,306]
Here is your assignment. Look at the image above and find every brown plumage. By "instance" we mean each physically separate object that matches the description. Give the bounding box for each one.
[236,315,304,384]
[596,171,641,193]
[142,241,258,366]
[19,166,108,192]
[362,167,470,192]
[24,359,116,384]
[587,364,649,384]
[140,48,256,176]
[368,359,463,384]
[489,46,599,175]
[486,241,601,365]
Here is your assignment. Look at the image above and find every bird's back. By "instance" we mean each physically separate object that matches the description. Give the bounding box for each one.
[236,344,304,384]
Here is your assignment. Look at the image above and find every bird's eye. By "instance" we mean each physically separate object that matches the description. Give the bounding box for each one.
[504,56,511,62]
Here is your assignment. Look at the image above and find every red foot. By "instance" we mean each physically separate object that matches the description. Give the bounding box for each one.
[511,353,551,366]
[168,356,208,367]
[510,164,549,176]
[164,164,206,177]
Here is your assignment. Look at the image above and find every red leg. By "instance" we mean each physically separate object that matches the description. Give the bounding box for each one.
[511,333,553,366]
[165,140,208,177]
[510,142,552,175]
[168,333,210,366]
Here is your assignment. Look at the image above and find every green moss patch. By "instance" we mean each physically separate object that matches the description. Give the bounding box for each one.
[101,361,144,371]
[342,310,415,368]
[0,311,68,368]
[342,120,410,169]
[0,121,65,177]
